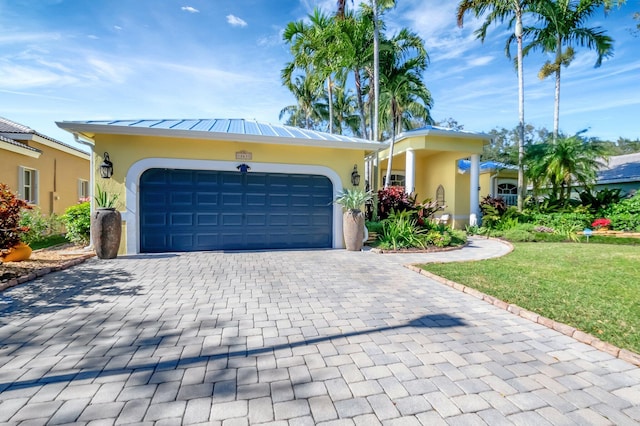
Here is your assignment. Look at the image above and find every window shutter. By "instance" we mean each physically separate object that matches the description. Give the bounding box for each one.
[17,166,25,199]
[33,169,39,204]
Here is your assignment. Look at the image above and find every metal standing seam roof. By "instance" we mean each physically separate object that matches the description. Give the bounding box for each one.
[0,116,87,155]
[0,134,42,153]
[57,118,381,148]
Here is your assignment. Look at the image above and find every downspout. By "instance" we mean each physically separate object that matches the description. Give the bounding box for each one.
[74,133,95,250]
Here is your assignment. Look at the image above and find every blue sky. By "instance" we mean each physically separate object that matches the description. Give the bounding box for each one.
[0,0,638,150]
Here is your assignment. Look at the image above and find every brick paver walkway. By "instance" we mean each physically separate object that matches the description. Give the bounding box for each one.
[1,238,639,425]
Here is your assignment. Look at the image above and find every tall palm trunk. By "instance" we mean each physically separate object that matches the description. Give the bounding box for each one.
[553,36,562,141]
[354,69,368,139]
[516,6,525,212]
[327,76,334,134]
[372,0,380,142]
[384,101,399,188]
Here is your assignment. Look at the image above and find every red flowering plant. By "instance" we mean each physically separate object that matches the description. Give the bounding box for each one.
[591,218,611,230]
[0,183,32,251]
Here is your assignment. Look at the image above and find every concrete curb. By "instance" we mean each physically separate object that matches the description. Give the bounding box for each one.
[0,253,95,292]
[405,263,640,368]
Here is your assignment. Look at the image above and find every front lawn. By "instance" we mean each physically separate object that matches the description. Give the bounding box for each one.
[421,242,640,353]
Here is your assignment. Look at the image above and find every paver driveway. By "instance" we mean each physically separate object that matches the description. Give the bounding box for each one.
[1,239,639,425]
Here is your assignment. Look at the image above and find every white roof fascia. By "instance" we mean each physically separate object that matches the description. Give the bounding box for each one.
[56,122,381,151]
[388,128,493,145]
[0,140,41,158]
[3,132,89,159]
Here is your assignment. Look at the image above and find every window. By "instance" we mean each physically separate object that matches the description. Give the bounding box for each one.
[497,183,517,195]
[382,172,405,187]
[18,166,38,204]
[497,183,517,206]
[78,179,90,202]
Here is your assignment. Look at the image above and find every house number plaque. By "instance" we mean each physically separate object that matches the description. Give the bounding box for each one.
[236,150,252,160]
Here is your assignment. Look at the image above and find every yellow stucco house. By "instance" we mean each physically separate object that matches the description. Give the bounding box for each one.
[0,117,90,215]
[56,119,501,254]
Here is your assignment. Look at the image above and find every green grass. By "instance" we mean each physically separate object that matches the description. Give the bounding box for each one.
[29,234,69,251]
[421,242,640,353]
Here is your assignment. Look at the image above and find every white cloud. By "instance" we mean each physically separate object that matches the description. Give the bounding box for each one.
[227,14,248,27]
[114,25,122,31]
[258,26,285,47]
[181,6,199,13]
[468,56,495,67]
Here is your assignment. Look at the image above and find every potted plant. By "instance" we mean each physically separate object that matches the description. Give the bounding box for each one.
[591,218,611,231]
[92,184,121,259]
[0,183,32,262]
[335,188,372,251]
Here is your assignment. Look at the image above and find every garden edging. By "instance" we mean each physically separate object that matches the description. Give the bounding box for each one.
[0,253,95,292]
[406,263,640,368]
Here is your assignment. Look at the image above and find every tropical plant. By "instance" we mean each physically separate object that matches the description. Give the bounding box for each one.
[379,28,433,187]
[0,183,31,250]
[377,186,415,220]
[335,188,373,211]
[578,187,621,215]
[279,74,324,130]
[519,0,614,140]
[458,0,533,211]
[525,132,609,204]
[378,210,427,249]
[62,202,91,245]
[95,184,120,208]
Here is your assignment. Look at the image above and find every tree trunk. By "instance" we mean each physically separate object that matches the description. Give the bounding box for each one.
[372,0,380,142]
[327,77,334,134]
[516,9,525,213]
[354,68,368,139]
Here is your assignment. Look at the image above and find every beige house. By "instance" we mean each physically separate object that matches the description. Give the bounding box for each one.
[0,117,90,215]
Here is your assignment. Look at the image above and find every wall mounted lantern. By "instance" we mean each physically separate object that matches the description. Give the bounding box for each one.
[99,152,113,179]
[351,164,361,186]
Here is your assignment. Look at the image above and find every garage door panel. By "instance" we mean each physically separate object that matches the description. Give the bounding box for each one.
[140,169,332,252]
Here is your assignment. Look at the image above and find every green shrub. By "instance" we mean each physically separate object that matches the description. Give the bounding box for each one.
[19,208,64,245]
[366,220,384,234]
[62,202,91,245]
[531,212,592,230]
[604,193,640,231]
[378,210,427,250]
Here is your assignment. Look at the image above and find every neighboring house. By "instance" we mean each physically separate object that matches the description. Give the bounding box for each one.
[56,119,493,254]
[0,117,90,215]
[595,152,640,196]
[370,126,493,229]
[458,160,519,207]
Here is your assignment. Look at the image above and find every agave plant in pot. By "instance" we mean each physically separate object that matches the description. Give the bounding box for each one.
[92,184,121,259]
[335,188,372,251]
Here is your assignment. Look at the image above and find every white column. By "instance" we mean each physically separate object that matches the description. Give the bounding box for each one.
[405,149,415,194]
[469,154,480,226]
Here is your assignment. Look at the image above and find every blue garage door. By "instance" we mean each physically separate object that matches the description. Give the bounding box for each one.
[139,168,333,252]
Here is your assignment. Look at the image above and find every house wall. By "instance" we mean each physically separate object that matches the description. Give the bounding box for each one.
[0,140,89,215]
[91,134,366,254]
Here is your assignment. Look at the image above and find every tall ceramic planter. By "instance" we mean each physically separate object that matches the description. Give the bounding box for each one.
[92,208,121,259]
[343,209,365,251]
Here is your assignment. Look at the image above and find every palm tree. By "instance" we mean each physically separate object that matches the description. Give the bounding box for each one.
[279,74,324,130]
[519,0,614,141]
[335,9,374,138]
[457,0,534,212]
[525,132,608,204]
[379,29,433,188]
[330,86,362,136]
[283,9,341,134]
[370,0,397,141]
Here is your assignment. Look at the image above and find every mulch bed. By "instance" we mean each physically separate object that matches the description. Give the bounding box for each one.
[0,244,95,291]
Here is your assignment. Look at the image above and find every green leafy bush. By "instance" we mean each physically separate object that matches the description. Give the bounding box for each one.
[19,208,64,245]
[62,202,91,245]
[378,210,427,250]
[531,212,592,230]
[604,193,640,231]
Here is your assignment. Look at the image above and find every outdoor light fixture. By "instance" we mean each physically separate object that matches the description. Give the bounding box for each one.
[351,164,361,186]
[99,152,113,179]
